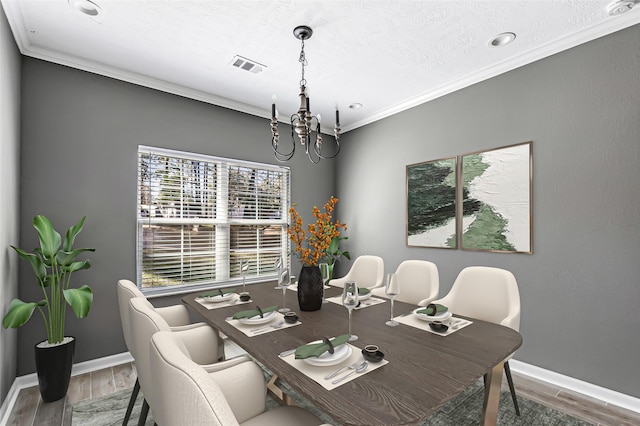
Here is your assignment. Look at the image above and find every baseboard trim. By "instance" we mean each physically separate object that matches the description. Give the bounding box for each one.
[11,352,135,390]
[510,359,640,414]
[0,379,24,426]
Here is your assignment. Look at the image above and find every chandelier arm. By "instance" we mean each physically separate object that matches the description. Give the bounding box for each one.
[313,136,341,160]
[271,119,295,162]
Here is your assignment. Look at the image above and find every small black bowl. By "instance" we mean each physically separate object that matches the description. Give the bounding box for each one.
[429,321,449,332]
[239,293,250,302]
[361,347,385,363]
[284,312,299,324]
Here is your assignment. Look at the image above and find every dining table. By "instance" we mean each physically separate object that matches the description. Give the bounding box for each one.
[183,281,522,426]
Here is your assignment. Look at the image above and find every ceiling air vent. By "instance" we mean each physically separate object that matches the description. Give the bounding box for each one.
[230,55,265,74]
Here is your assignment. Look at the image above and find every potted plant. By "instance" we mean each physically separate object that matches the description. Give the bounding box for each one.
[2,215,94,402]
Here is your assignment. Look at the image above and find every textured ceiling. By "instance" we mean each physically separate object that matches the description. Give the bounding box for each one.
[2,0,639,132]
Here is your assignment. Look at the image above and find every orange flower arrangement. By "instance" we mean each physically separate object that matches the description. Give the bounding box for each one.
[288,196,347,266]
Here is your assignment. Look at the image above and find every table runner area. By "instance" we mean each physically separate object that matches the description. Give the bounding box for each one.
[225,312,302,336]
[394,314,473,336]
[281,343,388,390]
[326,295,387,310]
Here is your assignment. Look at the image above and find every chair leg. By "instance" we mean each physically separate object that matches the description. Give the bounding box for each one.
[504,361,520,416]
[137,398,150,426]
[123,378,140,425]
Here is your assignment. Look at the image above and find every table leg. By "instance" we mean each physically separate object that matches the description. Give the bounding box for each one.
[481,363,504,426]
[267,374,294,406]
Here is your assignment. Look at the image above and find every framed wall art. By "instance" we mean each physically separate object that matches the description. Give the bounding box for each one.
[406,157,457,248]
[460,141,532,253]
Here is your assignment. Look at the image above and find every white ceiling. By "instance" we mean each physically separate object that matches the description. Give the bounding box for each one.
[2,0,639,133]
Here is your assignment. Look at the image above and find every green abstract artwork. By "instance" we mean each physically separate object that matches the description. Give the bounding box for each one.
[461,142,532,253]
[406,157,457,248]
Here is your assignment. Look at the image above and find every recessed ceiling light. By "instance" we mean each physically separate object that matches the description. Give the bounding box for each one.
[349,103,363,109]
[606,0,639,16]
[489,32,516,47]
[68,0,103,18]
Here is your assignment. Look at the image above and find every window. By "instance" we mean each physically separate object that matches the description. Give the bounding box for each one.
[137,146,290,294]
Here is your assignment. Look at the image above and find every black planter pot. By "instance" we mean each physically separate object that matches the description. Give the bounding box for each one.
[297,265,323,311]
[35,336,75,402]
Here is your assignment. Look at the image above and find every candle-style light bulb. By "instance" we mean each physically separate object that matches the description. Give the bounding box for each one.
[317,113,321,123]
[271,94,277,119]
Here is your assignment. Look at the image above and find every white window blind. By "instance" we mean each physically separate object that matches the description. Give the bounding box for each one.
[137,146,290,294]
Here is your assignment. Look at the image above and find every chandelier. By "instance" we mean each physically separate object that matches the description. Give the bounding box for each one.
[271,26,341,164]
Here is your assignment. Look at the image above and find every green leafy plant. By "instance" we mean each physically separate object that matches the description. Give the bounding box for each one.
[324,236,350,279]
[2,215,95,344]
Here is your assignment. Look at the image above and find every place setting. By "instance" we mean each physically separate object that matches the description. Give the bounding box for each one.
[326,285,386,310]
[393,302,473,336]
[279,334,388,390]
[225,304,302,336]
[194,287,253,310]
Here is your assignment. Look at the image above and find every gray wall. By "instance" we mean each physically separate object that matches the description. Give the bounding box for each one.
[17,58,336,375]
[337,24,640,397]
[0,5,21,404]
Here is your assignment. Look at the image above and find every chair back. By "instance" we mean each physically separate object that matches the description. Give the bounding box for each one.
[128,297,172,412]
[436,266,520,331]
[150,331,240,426]
[117,279,145,351]
[330,255,384,289]
[394,260,440,305]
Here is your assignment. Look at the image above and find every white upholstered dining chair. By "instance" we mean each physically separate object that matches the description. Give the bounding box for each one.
[329,255,384,289]
[370,260,439,305]
[431,266,521,415]
[128,297,224,425]
[118,279,221,425]
[150,331,331,426]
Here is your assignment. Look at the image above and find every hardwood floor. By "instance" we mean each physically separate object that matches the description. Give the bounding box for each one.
[5,361,137,426]
[5,348,639,425]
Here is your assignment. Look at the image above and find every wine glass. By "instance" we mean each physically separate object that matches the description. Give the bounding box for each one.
[274,257,283,289]
[278,267,291,313]
[239,260,250,301]
[342,281,359,341]
[385,273,400,327]
[319,262,330,304]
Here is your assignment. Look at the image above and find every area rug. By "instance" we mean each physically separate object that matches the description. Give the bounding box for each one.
[73,379,591,425]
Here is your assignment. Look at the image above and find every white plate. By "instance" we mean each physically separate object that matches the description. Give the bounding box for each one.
[413,307,452,322]
[238,310,277,325]
[303,341,352,366]
[202,293,236,303]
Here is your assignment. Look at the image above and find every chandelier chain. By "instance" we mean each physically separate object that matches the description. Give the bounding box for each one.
[299,38,307,86]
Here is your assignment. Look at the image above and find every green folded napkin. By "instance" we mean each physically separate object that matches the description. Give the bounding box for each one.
[199,288,238,298]
[295,334,351,359]
[232,305,278,320]
[358,288,370,296]
[417,303,448,316]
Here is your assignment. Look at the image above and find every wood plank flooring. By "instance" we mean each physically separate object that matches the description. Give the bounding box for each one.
[5,346,639,425]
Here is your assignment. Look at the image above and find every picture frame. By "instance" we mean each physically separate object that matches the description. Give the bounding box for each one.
[460,141,532,253]
[406,157,457,249]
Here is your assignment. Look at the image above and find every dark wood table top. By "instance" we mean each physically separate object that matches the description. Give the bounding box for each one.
[183,282,522,426]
